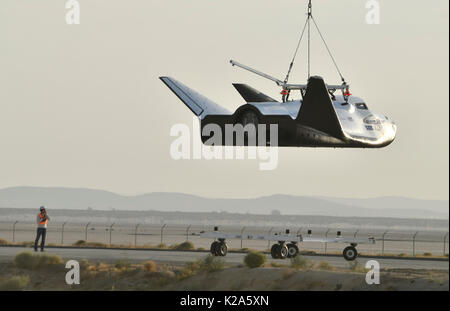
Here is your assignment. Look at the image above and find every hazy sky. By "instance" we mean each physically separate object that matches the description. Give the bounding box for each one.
[0,0,448,200]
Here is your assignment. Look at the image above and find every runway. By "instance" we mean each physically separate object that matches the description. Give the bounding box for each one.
[0,246,448,270]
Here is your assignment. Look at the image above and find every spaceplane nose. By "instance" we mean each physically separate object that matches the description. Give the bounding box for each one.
[386,119,397,146]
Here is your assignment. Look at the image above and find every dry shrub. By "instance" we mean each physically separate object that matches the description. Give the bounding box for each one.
[73,240,107,248]
[143,261,157,272]
[115,260,130,270]
[14,252,62,269]
[200,255,225,273]
[244,251,266,268]
[73,240,87,246]
[348,260,369,273]
[0,275,30,291]
[96,262,110,271]
[38,253,63,266]
[290,255,309,270]
[176,261,201,280]
[79,259,89,269]
[174,241,195,251]
[176,255,224,280]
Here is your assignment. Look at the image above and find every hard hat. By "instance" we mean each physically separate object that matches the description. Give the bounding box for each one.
[40,206,46,211]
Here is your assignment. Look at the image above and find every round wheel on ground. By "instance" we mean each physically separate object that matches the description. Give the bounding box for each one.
[343,246,358,261]
[279,244,288,259]
[287,243,299,258]
[210,241,220,256]
[218,242,228,256]
[271,244,280,259]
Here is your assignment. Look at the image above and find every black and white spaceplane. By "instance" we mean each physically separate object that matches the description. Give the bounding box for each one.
[160,1,396,148]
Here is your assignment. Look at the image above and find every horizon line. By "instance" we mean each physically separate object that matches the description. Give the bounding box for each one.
[0,185,448,202]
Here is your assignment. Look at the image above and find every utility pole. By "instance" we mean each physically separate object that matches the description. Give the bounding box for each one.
[444,232,448,257]
[109,223,115,246]
[160,224,166,245]
[240,227,246,249]
[85,222,91,241]
[267,227,274,249]
[186,225,191,241]
[382,231,388,255]
[12,221,18,243]
[134,223,140,247]
[412,231,419,257]
[324,228,330,254]
[61,222,67,245]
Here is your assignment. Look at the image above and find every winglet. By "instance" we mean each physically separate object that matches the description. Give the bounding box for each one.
[232,84,278,103]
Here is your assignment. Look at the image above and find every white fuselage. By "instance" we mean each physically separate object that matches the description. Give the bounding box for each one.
[249,95,396,146]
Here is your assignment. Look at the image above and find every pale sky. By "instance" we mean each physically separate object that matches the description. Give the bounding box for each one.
[0,0,448,200]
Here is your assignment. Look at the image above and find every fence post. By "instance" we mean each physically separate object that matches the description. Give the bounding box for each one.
[267,227,273,249]
[186,225,191,241]
[160,224,166,245]
[61,222,67,245]
[109,223,115,246]
[382,230,388,255]
[134,223,140,247]
[85,222,91,241]
[240,227,246,249]
[444,232,448,256]
[412,231,419,257]
[324,229,330,254]
[12,221,18,243]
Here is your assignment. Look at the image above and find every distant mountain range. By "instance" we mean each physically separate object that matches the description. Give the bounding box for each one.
[0,187,448,219]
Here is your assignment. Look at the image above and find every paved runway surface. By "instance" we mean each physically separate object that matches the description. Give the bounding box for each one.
[0,247,448,270]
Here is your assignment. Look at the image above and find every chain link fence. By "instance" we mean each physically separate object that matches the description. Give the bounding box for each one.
[1,221,448,257]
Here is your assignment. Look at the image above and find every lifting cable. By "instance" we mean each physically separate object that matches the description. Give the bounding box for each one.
[307,0,311,79]
[283,0,347,87]
[311,16,346,84]
[283,18,308,86]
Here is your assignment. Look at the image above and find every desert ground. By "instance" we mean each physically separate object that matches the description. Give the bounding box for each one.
[0,250,447,291]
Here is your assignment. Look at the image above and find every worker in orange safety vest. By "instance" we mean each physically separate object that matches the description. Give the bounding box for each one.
[34,206,50,252]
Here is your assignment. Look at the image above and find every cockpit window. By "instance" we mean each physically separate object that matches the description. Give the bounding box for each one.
[355,103,368,110]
